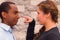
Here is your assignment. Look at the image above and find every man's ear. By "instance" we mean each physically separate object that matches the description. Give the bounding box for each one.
[2,12,7,19]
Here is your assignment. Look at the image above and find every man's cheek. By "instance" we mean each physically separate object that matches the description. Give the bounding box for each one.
[9,17,14,21]
[12,18,15,21]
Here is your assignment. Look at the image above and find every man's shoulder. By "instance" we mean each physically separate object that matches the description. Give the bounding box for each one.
[0,27,7,35]
[0,27,7,39]
[0,27,5,31]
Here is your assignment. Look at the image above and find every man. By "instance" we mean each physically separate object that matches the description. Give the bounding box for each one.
[0,1,33,40]
[0,1,19,40]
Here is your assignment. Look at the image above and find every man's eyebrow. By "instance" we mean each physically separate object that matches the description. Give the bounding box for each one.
[15,11,19,13]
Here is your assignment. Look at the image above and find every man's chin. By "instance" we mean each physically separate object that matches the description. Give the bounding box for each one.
[14,23,17,25]
[12,23,17,26]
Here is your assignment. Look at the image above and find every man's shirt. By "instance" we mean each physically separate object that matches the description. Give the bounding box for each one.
[0,23,15,40]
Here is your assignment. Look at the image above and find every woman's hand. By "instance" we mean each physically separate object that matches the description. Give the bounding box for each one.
[22,16,33,23]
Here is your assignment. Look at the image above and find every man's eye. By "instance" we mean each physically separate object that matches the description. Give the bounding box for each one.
[14,11,18,14]
[14,13,17,14]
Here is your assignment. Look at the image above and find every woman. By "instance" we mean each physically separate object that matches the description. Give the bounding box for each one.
[33,1,60,40]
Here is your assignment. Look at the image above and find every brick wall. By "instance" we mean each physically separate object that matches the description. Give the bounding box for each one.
[0,0,60,40]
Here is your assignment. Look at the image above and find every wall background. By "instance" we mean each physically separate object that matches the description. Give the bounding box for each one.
[0,0,60,40]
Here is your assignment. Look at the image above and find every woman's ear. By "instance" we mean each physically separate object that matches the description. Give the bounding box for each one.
[45,12,51,18]
[2,12,7,19]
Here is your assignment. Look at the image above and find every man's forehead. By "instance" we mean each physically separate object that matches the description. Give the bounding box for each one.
[9,4,17,9]
[9,4,18,11]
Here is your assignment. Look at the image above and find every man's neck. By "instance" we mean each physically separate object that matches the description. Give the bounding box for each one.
[2,21,13,28]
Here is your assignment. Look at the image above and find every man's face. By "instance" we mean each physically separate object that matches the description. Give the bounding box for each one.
[5,4,19,26]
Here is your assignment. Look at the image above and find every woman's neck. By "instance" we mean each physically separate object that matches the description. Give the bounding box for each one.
[45,21,57,31]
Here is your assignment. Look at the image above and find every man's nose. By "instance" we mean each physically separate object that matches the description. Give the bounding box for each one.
[17,15,20,19]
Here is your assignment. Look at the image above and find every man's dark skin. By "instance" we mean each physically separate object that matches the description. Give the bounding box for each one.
[0,2,35,40]
[2,4,19,27]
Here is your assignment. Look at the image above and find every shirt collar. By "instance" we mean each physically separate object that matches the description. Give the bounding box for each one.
[0,23,12,32]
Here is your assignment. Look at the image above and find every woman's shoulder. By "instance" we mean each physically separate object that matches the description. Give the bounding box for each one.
[46,27,60,39]
[46,27,59,34]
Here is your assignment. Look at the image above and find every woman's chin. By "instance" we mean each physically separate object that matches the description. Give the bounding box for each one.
[39,22,43,25]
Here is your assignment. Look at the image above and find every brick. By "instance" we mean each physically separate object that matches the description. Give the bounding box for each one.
[0,0,5,4]
[30,11,38,20]
[34,25,43,34]
[25,5,36,11]
[17,5,25,12]
[31,0,45,5]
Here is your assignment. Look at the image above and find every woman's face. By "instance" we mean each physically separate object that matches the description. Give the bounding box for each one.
[37,7,47,25]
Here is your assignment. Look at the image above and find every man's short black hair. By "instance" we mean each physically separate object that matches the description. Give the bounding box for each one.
[0,1,15,18]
